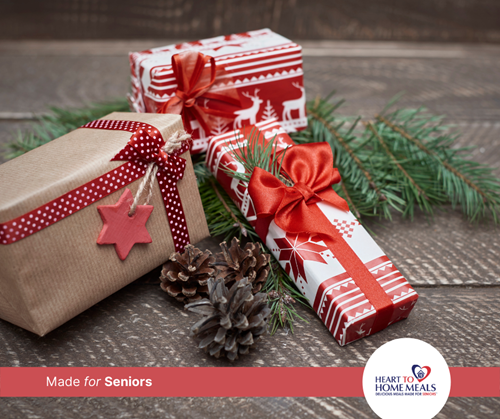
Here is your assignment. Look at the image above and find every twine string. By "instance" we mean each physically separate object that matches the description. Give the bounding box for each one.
[128,130,191,216]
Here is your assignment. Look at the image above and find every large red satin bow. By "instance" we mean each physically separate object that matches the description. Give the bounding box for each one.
[248,142,349,231]
[248,142,394,332]
[158,51,240,135]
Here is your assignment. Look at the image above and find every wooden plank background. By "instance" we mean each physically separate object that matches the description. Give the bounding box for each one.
[1,0,500,42]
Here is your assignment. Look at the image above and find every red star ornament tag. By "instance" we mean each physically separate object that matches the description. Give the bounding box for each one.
[96,189,153,260]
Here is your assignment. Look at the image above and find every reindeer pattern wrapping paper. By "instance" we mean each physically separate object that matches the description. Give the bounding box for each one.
[206,120,418,346]
[129,28,307,154]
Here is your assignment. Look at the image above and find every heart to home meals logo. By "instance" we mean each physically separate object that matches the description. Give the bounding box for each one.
[412,364,431,382]
[363,339,451,419]
[371,362,437,396]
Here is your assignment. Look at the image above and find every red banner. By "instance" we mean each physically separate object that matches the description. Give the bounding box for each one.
[0,367,497,397]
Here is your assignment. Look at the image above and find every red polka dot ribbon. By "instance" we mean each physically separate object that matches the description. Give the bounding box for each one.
[0,119,192,253]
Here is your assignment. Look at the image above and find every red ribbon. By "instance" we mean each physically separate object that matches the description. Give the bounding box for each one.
[81,119,192,253]
[158,51,241,135]
[248,142,394,332]
[0,120,192,249]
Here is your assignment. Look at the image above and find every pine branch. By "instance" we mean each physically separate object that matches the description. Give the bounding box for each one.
[364,119,447,219]
[209,179,248,237]
[223,127,287,184]
[292,94,500,223]
[309,107,387,202]
[294,96,400,219]
[197,173,257,242]
[363,120,441,220]
[340,181,361,219]
[377,114,487,199]
[3,99,130,159]
[263,252,309,335]
[376,113,500,222]
[365,121,428,200]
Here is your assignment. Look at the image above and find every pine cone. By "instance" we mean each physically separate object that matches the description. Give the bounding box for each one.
[160,244,215,304]
[211,237,270,293]
[185,277,271,360]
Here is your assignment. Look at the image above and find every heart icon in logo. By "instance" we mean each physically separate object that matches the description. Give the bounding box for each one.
[412,364,431,382]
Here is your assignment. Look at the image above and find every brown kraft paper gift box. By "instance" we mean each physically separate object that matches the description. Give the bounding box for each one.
[0,112,209,336]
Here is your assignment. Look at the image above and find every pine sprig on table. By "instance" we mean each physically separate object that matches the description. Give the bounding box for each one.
[196,175,256,241]
[3,99,129,159]
[263,252,309,334]
[291,95,500,223]
[358,118,448,220]
[375,111,500,223]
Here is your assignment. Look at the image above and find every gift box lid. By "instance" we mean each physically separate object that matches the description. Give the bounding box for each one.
[130,28,302,104]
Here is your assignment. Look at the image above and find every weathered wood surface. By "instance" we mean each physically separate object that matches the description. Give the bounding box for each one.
[0,271,499,368]
[1,395,499,419]
[366,211,500,286]
[0,41,499,418]
[2,0,500,43]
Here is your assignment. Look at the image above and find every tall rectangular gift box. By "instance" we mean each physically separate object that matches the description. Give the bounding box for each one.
[206,119,418,346]
[129,28,307,154]
[0,113,209,336]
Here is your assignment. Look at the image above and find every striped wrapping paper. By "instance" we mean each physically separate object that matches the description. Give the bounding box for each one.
[206,119,418,346]
[129,28,307,154]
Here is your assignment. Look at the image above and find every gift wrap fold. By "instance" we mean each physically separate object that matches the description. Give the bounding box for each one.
[0,113,209,336]
[206,119,418,345]
[129,28,307,154]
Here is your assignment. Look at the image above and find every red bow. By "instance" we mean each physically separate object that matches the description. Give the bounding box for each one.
[116,123,189,183]
[249,142,349,231]
[248,142,394,332]
[158,51,241,135]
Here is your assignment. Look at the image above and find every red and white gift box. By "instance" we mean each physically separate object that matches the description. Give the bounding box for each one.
[129,28,307,154]
[206,120,418,346]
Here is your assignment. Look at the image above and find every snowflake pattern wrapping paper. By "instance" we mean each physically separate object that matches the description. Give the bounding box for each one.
[0,113,209,336]
[207,120,418,346]
[129,28,307,154]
